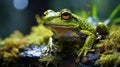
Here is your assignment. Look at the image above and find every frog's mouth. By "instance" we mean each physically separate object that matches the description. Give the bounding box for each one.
[44,24,70,28]
[44,24,78,29]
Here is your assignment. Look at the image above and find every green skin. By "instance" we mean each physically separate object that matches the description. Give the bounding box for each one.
[41,9,108,62]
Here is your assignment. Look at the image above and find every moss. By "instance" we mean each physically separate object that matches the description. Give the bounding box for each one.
[25,25,53,45]
[0,25,53,65]
[95,25,120,66]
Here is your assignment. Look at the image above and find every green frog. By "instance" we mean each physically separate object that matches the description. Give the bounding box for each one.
[36,8,108,63]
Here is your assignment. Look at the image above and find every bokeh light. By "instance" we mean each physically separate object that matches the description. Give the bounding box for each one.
[13,0,28,10]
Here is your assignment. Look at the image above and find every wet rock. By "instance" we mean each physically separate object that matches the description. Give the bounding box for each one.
[78,52,99,67]
[19,45,48,58]
[18,45,49,67]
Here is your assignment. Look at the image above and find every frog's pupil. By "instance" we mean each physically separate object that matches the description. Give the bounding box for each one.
[63,12,69,16]
[61,12,71,20]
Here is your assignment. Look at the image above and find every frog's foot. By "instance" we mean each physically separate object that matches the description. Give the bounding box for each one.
[45,37,56,55]
[39,56,58,67]
[75,47,91,63]
[43,46,56,56]
[79,47,91,56]
[41,46,58,66]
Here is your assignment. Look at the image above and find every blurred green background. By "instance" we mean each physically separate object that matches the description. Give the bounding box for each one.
[0,0,120,38]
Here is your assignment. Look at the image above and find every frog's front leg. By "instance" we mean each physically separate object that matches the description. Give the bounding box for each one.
[46,37,56,54]
[76,30,96,63]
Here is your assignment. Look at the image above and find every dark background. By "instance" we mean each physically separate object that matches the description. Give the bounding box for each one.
[0,0,120,38]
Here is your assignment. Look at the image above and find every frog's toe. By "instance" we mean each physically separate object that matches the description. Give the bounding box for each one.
[75,49,84,63]
[78,49,83,57]
[78,47,90,57]
[75,57,80,63]
[83,48,89,56]
[76,47,91,63]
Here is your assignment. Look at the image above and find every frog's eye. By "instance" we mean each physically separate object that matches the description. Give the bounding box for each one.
[60,9,72,20]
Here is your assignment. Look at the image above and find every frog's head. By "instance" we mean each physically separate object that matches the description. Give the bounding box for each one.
[42,9,79,29]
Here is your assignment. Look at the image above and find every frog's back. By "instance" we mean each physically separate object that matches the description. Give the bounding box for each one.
[81,20,96,34]
[72,14,96,34]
